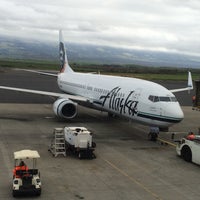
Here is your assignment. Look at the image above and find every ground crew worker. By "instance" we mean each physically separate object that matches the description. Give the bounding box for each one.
[13,161,28,177]
[192,95,196,107]
[186,132,195,140]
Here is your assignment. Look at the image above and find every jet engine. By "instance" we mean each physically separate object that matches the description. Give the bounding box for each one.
[53,98,77,119]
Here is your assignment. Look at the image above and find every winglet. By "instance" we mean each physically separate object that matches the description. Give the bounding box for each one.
[59,30,73,73]
[170,71,193,93]
[187,71,193,90]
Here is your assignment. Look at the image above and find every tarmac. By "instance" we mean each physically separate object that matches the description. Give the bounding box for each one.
[0,68,200,200]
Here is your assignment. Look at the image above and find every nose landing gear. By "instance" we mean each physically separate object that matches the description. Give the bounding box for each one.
[148,127,159,141]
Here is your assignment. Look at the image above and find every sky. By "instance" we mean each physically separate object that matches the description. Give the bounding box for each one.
[0,0,200,57]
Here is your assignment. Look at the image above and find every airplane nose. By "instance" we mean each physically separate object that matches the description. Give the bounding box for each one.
[171,105,184,123]
[176,107,184,121]
[164,104,184,123]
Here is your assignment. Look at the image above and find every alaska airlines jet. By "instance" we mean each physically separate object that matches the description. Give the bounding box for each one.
[0,30,193,139]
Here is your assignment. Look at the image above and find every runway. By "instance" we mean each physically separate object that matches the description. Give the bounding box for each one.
[0,68,200,200]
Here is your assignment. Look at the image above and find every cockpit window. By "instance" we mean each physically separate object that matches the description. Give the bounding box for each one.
[148,95,159,102]
[148,95,154,102]
[170,97,177,102]
[154,96,159,102]
[159,97,171,102]
[148,95,177,102]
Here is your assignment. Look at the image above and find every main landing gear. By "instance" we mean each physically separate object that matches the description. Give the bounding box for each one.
[148,127,159,141]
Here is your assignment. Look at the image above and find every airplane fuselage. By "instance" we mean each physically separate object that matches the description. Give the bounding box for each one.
[57,72,184,128]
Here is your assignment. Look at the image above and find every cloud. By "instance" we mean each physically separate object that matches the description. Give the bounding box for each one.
[0,0,199,57]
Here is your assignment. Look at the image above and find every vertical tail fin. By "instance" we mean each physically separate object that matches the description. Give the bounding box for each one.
[59,30,73,73]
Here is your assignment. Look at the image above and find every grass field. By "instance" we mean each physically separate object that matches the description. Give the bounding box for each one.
[103,72,195,81]
[0,59,58,70]
[0,59,200,81]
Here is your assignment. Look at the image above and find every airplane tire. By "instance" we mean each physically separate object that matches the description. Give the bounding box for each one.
[12,190,17,197]
[78,152,82,159]
[92,142,96,148]
[181,146,192,162]
[148,132,158,141]
[36,190,41,196]
[108,113,116,118]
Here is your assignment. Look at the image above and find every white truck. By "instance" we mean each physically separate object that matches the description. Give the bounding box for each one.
[64,127,96,159]
[176,134,200,164]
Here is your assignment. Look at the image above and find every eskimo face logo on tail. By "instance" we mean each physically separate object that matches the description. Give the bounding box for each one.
[99,87,139,116]
[59,42,66,72]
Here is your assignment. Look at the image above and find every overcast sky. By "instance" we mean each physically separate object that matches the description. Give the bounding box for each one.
[0,0,200,57]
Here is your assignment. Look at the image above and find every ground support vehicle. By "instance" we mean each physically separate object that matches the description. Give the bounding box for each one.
[12,150,41,197]
[176,135,200,164]
[64,127,96,159]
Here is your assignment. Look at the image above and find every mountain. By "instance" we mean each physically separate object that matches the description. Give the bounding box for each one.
[0,36,200,68]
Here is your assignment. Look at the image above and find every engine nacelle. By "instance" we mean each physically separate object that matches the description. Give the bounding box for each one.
[53,98,77,119]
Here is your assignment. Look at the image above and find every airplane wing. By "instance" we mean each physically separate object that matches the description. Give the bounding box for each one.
[0,86,87,102]
[170,71,193,93]
[15,69,58,77]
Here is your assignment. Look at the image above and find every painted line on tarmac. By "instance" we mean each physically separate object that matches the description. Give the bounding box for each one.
[103,158,162,200]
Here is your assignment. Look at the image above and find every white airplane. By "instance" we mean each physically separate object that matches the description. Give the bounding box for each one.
[0,30,193,140]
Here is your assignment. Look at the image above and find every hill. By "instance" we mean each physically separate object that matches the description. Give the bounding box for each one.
[0,36,200,68]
